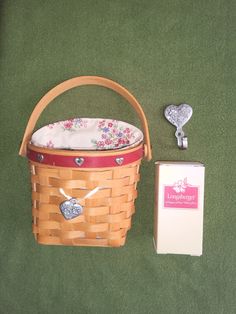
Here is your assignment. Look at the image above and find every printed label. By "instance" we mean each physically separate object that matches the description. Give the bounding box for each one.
[164,178,198,209]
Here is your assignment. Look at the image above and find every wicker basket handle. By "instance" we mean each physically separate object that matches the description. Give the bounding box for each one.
[19,76,152,160]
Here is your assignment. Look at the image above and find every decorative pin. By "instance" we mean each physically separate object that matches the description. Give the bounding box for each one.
[115,157,124,165]
[59,187,100,220]
[74,157,84,166]
[36,153,44,162]
[164,104,193,149]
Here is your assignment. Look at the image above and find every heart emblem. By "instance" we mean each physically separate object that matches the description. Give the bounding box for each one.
[59,198,83,220]
[74,157,84,166]
[115,157,124,165]
[36,153,44,162]
[164,104,193,129]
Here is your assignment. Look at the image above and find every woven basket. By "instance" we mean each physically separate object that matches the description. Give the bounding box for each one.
[19,76,152,247]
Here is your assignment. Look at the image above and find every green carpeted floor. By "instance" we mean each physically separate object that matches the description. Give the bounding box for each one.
[0,0,235,313]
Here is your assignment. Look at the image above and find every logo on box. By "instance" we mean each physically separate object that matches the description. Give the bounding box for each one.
[164,177,198,209]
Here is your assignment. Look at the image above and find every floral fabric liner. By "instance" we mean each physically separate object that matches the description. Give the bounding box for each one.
[31,118,144,150]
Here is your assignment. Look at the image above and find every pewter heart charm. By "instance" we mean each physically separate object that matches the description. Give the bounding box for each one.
[164,104,193,129]
[115,157,124,165]
[74,157,84,166]
[59,198,83,220]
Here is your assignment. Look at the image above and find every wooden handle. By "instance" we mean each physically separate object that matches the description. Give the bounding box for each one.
[19,76,152,160]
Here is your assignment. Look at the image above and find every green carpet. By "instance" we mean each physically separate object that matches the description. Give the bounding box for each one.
[0,0,235,313]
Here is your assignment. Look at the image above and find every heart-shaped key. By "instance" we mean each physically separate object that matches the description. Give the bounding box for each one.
[164,104,193,149]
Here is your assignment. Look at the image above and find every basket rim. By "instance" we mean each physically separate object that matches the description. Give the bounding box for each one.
[27,141,144,157]
[27,142,144,168]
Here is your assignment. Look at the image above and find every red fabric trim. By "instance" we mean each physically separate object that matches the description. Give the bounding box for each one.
[27,146,143,168]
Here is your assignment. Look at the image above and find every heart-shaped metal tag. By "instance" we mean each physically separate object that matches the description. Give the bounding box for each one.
[164,104,193,129]
[59,198,83,220]
[74,157,84,166]
[164,103,193,149]
[115,157,124,165]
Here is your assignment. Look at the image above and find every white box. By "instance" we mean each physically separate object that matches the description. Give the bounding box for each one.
[154,161,205,256]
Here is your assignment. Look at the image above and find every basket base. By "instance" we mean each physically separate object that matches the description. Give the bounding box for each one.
[34,234,127,247]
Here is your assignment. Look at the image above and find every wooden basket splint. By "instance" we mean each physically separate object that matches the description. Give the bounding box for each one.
[19,76,152,247]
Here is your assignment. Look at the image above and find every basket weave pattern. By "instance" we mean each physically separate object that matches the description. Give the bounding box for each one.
[31,161,140,247]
